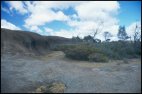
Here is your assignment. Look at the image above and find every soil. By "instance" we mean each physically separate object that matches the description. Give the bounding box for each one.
[1,51,141,93]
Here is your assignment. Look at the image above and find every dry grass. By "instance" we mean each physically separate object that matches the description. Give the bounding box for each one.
[39,51,65,61]
[33,82,66,93]
[35,86,46,93]
[48,82,66,93]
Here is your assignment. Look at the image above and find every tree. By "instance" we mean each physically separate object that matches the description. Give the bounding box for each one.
[117,26,128,41]
[133,22,141,52]
[134,23,141,42]
[93,21,104,39]
[84,35,94,42]
[103,31,112,41]
[72,36,82,42]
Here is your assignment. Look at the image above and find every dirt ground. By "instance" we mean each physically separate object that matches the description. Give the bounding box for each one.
[1,51,141,93]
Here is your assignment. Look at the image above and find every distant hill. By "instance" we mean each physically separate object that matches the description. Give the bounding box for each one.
[1,28,73,55]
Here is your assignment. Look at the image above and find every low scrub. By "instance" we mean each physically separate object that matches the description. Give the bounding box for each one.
[94,41,141,59]
[57,43,108,62]
[52,41,141,62]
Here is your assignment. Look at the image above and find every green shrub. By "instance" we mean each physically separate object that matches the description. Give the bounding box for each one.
[88,53,109,62]
[94,41,141,59]
[53,41,141,61]
[63,44,101,61]
[64,46,89,60]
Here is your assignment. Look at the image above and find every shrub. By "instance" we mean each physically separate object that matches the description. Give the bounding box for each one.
[88,53,109,62]
[53,41,141,61]
[94,41,141,59]
[64,44,101,61]
[65,48,90,60]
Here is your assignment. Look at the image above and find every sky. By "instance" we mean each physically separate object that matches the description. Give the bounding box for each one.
[1,1,141,41]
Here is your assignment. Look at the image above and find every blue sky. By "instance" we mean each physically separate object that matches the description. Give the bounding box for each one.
[118,1,141,26]
[1,1,141,40]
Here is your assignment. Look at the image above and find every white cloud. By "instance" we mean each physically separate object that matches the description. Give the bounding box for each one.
[22,1,76,31]
[48,29,76,38]
[65,1,120,41]
[24,24,42,34]
[25,10,69,26]
[126,21,141,40]
[1,19,21,30]
[44,27,78,38]
[6,1,140,42]
[75,1,120,21]
[6,1,28,15]
[110,36,119,41]
[23,1,120,41]
[30,1,85,10]
[44,27,53,33]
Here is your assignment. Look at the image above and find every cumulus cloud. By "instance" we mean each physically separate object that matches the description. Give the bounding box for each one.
[24,24,42,34]
[25,10,69,26]
[23,1,85,27]
[6,1,121,41]
[126,21,141,40]
[22,1,78,33]
[1,19,21,30]
[75,1,120,21]
[65,1,120,40]
[6,1,28,15]
[5,1,140,41]
[44,27,53,33]
[31,1,120,41]
[30,1,85,10]
[47,29,76,38]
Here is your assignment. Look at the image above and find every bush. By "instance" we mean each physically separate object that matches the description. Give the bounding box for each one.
[52,41,141,61]
[88,53,109,62]
[63,44,101,61]
[65,48,90,60]
[94,41,141,59]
